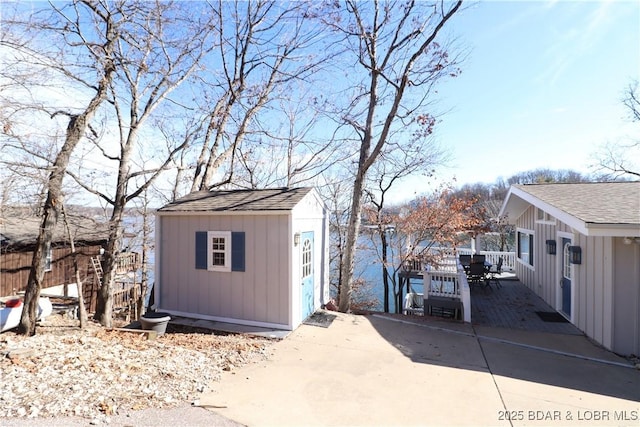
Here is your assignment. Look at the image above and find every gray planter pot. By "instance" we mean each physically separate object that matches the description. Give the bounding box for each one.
[140,312,171,336]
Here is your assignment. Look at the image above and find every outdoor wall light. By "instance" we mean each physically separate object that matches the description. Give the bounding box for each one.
[568,246,582,264]
[545,239,556,255]
[294,232,300,246]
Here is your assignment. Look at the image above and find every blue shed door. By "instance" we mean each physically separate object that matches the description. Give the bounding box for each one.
[301,231,314,320]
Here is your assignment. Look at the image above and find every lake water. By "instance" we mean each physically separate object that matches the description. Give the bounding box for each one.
[353,236,424,313]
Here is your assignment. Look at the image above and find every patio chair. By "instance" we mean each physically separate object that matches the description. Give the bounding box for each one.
[471,254,486,264]
[459,254,472,269]
[466,263,488,288]
[486,256,503,288]
[403,292,424,316]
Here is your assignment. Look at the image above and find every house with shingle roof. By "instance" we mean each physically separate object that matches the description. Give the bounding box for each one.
[154,187,330,331]
[0,212,114,311]
[500,182,640,356]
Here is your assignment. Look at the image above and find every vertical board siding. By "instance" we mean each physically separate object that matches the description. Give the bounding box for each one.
[576,233,587,334]
[253,216,268,322]
[538,222,556,304]
[241,215,256,321]
[1,246,104,312]
[267,215,286,324]
[515,206,536,293]
[613,237,640,355]
[593,236,605,345]
[515,204,626,353]
[602,237,614,350]
[158,213,290,326]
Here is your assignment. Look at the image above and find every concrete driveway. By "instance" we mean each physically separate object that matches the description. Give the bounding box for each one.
[200,312,639,427]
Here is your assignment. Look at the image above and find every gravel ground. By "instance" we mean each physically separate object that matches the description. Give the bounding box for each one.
[0,313,273,426]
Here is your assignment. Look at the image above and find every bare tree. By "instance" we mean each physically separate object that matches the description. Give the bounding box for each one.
[1,0,119,335]
[318,0,464,312]
[591,82,640,180]
[623,80,640,123]
[318,174,354,303]
[61,204,89,328]
[64,1,215,327]
[188,0,329,192]
[234,86,348,189]
[363,137,446,312]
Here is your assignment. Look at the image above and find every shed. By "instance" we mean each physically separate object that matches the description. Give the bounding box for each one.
[154,187,330,331]
[500,182,640,356]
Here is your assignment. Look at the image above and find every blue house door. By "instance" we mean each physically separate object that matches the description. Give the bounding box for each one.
[561,238,572,317]
[301,231,314,320]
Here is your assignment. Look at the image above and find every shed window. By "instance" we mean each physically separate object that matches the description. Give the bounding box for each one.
[210,234,228,269]
[517,230,534,267]
[195,231,245,272]
[302,238,312,278]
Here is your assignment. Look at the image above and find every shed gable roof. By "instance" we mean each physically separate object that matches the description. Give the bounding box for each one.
[500,182,640,236]
[157,187,314,213]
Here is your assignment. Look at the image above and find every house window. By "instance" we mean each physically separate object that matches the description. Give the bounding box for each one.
[195,231,245,272]
[563,242,572,280]
[517,229,534,267]
[536,208,555,224]
[44,244,52,272]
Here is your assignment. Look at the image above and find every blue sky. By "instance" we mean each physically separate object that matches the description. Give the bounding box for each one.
[404,0,639,195]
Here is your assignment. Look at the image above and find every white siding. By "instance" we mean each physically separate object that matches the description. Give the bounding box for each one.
[514,206,535,289]
[514,205,638,355]
[291,190,329,326]
[613,237,640,355]
[573,233,614,350]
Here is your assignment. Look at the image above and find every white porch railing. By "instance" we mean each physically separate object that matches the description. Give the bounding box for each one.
[404,247,513,323]
[422,257,471,322]
[411,246,516,272]
[454,248,515,272]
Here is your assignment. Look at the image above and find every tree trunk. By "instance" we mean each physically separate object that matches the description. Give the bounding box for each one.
[18,115,91,335]
[338,171,366,312]
[74,262,88,328]
[61,204,88,328]
[15,7,116,335]
[18,201,56,335]
[380,229,390,313]
[93,216,123,328]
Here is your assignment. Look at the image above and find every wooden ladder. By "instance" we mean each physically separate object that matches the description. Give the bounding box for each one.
[90,256,103,286]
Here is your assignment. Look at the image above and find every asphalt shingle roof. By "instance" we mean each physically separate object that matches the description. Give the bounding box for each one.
[0,214,109,250]
[514,182,640,226]
[157,187,314,213]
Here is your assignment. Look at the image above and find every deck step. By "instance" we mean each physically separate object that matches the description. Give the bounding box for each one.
[426,297,463,320]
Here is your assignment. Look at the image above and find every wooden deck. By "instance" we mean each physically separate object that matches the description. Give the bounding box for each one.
[470,277,582,335]
[405,268,582,335]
